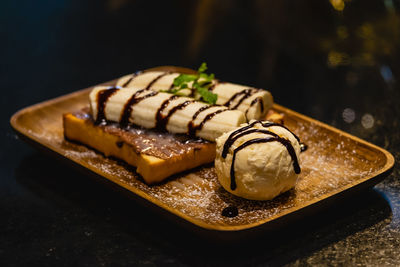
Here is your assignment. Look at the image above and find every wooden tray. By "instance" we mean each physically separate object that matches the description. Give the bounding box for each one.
[10,66,394,236]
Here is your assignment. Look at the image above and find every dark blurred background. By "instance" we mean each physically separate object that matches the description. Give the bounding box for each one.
[2,0,400,266]
[2,0,399,141]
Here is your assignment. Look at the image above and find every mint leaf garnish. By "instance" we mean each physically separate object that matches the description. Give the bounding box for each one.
[198,62,208,73]
[167,62,218,105]
[196,85,218,104]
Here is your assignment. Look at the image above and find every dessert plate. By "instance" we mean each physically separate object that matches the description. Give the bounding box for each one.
[10,66,394,236]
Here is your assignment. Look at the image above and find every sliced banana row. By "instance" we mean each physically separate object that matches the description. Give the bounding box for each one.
[89,86,246,142]
[116,71,273,121]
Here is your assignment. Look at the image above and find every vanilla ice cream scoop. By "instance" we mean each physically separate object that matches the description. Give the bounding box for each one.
[215,120,301,200]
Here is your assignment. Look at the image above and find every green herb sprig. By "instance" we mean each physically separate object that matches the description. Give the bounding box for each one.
[165,62,218,105]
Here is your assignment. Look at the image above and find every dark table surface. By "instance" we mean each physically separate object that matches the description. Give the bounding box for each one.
[2,0,400,266]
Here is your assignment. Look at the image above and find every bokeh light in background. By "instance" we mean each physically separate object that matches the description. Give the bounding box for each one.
[342,108,356,123]
[361,113,375,129]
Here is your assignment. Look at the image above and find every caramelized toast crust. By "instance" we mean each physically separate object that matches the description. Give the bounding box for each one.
[63,111,216,184]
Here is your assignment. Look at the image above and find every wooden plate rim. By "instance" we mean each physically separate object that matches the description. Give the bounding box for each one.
[10,66,395,231]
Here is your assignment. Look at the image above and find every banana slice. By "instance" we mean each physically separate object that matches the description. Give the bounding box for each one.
[89,86,246,142]
[116,71,273,121]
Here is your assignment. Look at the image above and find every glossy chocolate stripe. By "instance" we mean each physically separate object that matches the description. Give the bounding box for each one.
[223,88,248,107]
[222,121,300,150]
[187,105,213,136]
[260,121,300,142]
[221,129,279,158]
[300,142,308,152]
[120,89,158,127]
[122,71,142,87]
[245,97,264,118]
[191,108,228,135]
[251,121,300,142]
[223,88,255,109]
[230,137,301,190]
[155,95,178,128]
[145,72,170,90]
[208,81,219,91]
[230,89,254,110]
[156,100,196,131]
[95,87,119,124]
[259,98,264,113]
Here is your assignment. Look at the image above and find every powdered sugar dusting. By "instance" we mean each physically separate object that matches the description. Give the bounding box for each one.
[24,106,388,228]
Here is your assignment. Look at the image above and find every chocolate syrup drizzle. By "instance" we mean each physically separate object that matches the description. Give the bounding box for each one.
[223,121,300,151]
[224,88,251,108]
[208,81,219,91]
[123,72,268,116]
[221,120,301,191]
[187,105,213,136]
[231,89,254,110]
[156,100,196,131]
[98,74,275,146]
[96,86,230,138]
[145,72,170,90]
[124,72,268,121]
[300,142,308,152]
[221,129,279,158]
[119,89,158,127]
[95,87,119,124]
[168,82,175,91]
[230,137,300,190]
[245,97,264,119]
[122,71,142,87]
[221,206,238,218]
[155,95,179,128]
[188,108,228,136]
